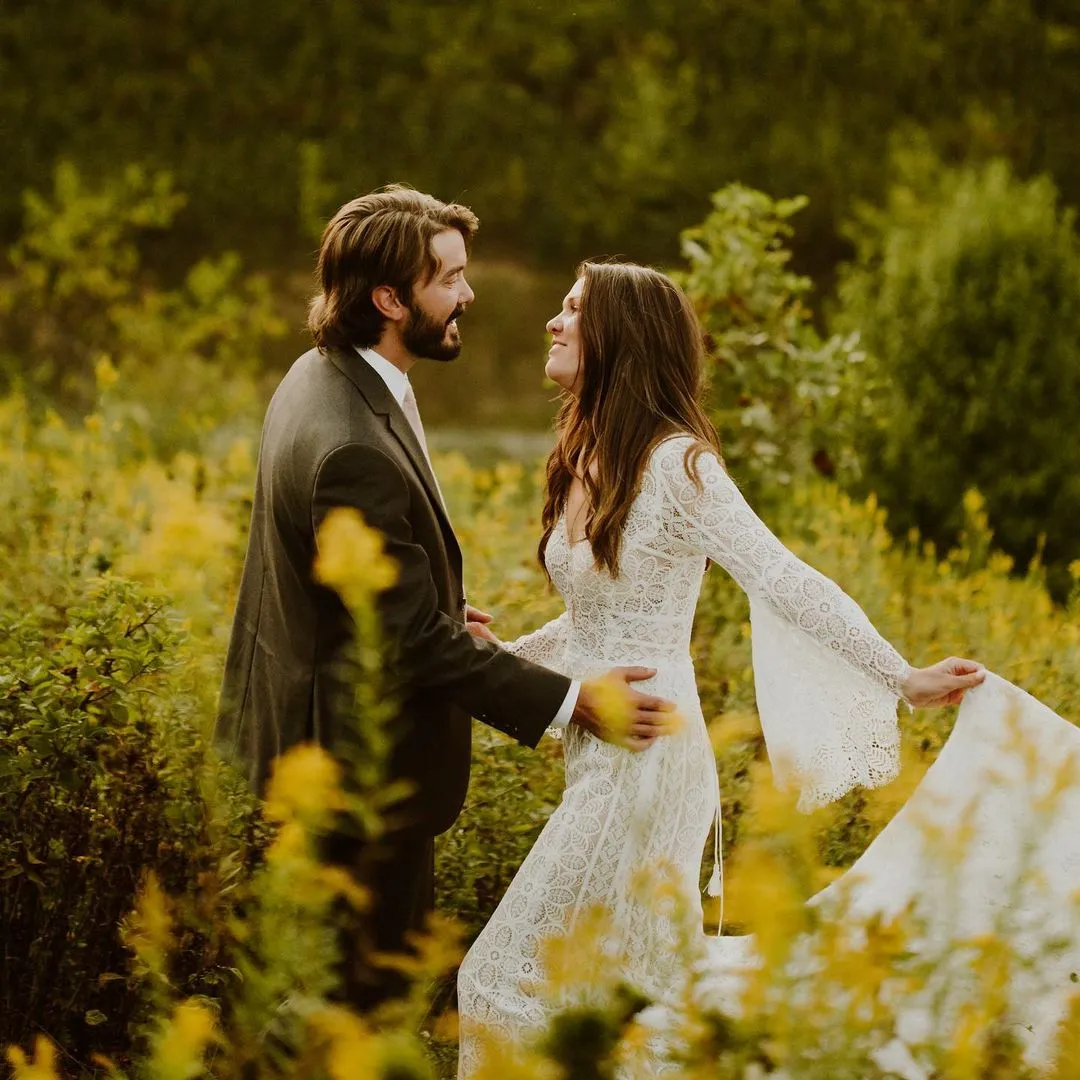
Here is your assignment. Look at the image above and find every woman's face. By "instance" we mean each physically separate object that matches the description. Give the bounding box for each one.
[545,276,584,394]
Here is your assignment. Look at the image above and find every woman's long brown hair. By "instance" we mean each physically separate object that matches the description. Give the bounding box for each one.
[539,261,723,579]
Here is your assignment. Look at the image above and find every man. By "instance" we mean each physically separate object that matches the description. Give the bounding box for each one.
[216,185,675,1007]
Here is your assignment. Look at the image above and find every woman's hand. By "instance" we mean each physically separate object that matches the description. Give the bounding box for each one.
[901,657,986,708]
[465,604,501,645]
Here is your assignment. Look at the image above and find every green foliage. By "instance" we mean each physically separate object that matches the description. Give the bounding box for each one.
[0,163,285,454]
[2,172,1080,1077]
[2,2,1079,276]
[0,572,257,1062]
[674,185,867,502]
[0,163,185,393]
[0,231,267,1062]
[833,151,1080,596]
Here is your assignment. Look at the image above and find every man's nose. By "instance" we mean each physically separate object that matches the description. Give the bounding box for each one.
[460,278,475,305]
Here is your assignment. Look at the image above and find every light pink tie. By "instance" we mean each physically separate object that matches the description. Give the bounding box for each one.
[401,382,430,460]
[403,383,464,593]
[401,382,447,509]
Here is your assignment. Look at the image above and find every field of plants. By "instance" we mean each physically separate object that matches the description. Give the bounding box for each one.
[2,146,1080,1077]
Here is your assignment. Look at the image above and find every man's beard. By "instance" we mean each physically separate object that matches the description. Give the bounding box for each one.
[402,302,465,363]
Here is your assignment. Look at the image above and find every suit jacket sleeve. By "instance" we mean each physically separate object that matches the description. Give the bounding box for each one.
[312,441,571,748]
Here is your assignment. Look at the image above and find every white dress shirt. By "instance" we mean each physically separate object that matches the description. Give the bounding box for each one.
[355,346,578,730]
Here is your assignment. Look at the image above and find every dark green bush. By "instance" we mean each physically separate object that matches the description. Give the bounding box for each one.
[0,575,257,1063]
[833,154,1080,596]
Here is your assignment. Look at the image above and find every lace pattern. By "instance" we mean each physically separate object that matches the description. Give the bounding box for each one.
[457,435,913,1076]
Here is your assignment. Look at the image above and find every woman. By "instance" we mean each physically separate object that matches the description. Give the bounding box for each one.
[456,262,1080,1077]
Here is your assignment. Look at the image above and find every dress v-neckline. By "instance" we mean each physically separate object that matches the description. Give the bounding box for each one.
[560,510,589,549]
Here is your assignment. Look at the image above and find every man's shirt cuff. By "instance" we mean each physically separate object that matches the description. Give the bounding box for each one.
[550,680,580,729]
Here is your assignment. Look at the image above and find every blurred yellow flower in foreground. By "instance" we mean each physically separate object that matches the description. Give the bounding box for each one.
[538,903,618,996]
[264,743,347,826]
[471,1037,562,1080]
[310,1007,382,1080]
[709,709,761,751]
[152,1000,219,1080]
[5,1037,60,1080]
[123,870,174,975]
[314,506,398,607]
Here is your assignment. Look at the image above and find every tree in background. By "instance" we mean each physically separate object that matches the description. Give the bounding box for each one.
[0,163,284,453]
[833,148,1080,597]
[674,184,866,506]
[2,0,1078,279]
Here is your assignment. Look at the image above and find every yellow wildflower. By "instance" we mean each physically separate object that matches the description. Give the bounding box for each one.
[708,709,760,751]
[223,437,253,478]
[314,507,398,607]
[586,670,685,743]
[374,911,466,981]
[152,1000,218,1080]
[310,1008,381,1080]
[1050,992,1080,1078]
[94,355,120,389]
[961,489,985,517]
[264,743,346,826]
[265,819,309,867]
[6,1037,60,1080]
[470,1034,562,1080]
[318,865,371,911]
[123,871,174,974]
[945,1001,989,1080]
[538,904,617,996]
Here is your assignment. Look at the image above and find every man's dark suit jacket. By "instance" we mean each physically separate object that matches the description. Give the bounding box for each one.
[216,345,572,835]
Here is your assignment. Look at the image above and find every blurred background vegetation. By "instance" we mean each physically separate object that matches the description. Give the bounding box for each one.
[4,2,1080,1075]
[4,0,1079,274]
[4,0,1080,419]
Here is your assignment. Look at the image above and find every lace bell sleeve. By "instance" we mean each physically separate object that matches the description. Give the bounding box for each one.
[504,612,573,740]
[504,612,571,672]
[655,438,912,810]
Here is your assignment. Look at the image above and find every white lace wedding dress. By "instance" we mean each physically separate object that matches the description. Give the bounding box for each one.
[455,436,1080,1078]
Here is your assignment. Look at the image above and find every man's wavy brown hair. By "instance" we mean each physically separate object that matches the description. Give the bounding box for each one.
[539,261,723,580]
[308,184,479,350]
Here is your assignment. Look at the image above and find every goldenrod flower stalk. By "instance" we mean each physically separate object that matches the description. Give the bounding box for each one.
[313,506,398,608]
[263,743,347,829]
[5,1038,61,1080]
[147,1000,219,1080]
[309,1008,382,1080]
[587,670,686,744]
[123,871,174,982]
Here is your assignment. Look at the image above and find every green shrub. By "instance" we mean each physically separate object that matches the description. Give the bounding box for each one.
[0,373,259,1063]
[833,152,1080,597]
[673,185,868,507]
[0,574,258,1062]
[4,0,1078,279]
[0,163,283,456]
[3,171,1080,1076]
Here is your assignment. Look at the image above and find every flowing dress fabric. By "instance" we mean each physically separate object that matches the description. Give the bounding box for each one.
[455,437,1080,1076]
[692,673,1080,1078]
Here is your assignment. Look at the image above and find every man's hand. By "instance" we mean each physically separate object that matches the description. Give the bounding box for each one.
[901,657,986,708]
[573,667,681,751]
[465,604,501,645]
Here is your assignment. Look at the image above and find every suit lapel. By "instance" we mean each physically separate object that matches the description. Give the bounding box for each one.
[324,347,462,567]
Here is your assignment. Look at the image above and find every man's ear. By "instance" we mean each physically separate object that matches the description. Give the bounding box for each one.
[371,285,407,322]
